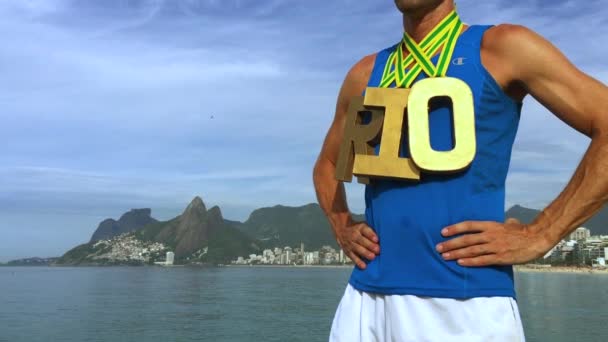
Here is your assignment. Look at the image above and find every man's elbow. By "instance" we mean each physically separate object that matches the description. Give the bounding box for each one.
[313,155,335,182]
[312,157,325,181]
[590,117,608,140]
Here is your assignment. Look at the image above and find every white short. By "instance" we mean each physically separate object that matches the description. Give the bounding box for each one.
[329,284,526,342]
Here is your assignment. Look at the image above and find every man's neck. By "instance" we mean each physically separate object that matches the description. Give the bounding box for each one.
[402,2,455,41]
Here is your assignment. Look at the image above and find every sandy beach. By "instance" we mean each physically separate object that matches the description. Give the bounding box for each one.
[227,263,608,274]
[514,264,608,274]
[225,264,353,269]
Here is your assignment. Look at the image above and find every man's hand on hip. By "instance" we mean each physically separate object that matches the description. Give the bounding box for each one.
[335,220,380,269]
[435,218,552,267]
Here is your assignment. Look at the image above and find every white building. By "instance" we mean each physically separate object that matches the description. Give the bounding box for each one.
[263,249,274,259]
[166,251,175,265]
[304,252,315,265]
[285,250,292,264]
[154,251,175,266]
[569,227,591,241]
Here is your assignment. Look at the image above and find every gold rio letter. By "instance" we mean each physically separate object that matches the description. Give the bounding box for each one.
[407,77,476,172]
[334,96,384,184]
[334,77,476,183]
[352,87,421,181]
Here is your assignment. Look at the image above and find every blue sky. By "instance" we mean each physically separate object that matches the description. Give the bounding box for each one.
[1,0,606,261]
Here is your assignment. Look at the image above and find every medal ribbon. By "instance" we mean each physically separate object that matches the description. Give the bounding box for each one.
[380,10,463,88]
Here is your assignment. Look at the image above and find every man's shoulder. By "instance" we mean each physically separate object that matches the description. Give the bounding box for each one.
[342,53,378,92]
[347,53,377,82]
[480,23,553,100]
[482,23,540,54]
[351,42,400,72]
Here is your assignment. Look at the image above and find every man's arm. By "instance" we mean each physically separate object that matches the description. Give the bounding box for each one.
[312,54,380,269]
[437,24,608,266]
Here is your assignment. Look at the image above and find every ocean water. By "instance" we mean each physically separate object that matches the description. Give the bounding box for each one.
[0,266,607,342]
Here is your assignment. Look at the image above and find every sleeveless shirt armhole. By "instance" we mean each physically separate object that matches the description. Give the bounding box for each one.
[471,25,523,110]
[365,43,400,91]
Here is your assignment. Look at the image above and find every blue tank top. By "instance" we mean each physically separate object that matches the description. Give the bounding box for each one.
[348,25,522,299]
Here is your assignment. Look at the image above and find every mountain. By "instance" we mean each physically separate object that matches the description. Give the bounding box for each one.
[65,197,608,267]
[90,208,158,242]
[57,197,259,265]
[505,205,540,224]
[506,204,608,236]
[135,196,259,261]
[232,203,365,250]
[234,202,608,251]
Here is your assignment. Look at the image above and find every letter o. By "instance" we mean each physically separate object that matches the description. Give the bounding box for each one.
[407,77,476,172]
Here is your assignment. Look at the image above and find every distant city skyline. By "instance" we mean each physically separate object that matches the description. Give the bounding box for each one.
[1,0,606,261]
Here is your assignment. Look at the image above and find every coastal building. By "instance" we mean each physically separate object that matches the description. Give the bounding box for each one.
[304,252,315,265]
[322,252,335,265]
[285,249,292,264]
[313,251,320,264]
[570,227,591,241]
[166,251,175,265]
[231,245,355,266]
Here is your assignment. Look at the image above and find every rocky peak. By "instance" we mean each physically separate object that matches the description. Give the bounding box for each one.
[118,208,153,224]
[168,198,213,257]
[207,205,223,220]
[90,208,158,242]
[183,196,206,215]
[175,197,208,238]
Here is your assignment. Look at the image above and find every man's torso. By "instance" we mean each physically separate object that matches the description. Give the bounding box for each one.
[347,25,522,298]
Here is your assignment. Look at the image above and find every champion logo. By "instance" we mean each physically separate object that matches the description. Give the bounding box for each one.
[452,57,466,66]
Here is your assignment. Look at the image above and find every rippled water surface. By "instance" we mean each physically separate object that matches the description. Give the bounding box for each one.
[1,267,607,341]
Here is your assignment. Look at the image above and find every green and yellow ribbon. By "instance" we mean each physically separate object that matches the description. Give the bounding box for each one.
[380,10,464,88]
